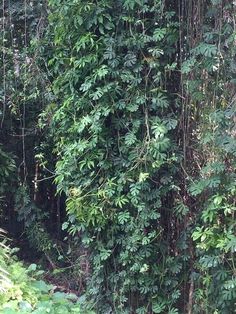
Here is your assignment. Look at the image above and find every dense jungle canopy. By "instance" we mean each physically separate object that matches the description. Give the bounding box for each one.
[0,0,236,313]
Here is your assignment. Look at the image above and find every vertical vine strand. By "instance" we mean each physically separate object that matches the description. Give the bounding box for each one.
[22,0,27,182]
[1,0,6,128]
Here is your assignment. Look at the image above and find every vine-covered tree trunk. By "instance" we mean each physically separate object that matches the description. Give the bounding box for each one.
[0,0,235,313]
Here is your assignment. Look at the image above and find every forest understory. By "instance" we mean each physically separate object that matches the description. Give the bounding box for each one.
[0,0,236,313]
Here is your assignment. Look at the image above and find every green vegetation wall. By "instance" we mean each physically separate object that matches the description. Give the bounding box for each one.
[0,0,236,313]
[47,0,184,313]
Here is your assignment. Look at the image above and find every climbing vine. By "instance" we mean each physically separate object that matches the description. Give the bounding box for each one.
[182,0,236,311]
[0,0,236,313]
[46,0,189,313]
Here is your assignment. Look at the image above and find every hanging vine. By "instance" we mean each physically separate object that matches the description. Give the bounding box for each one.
[0,0,235,313]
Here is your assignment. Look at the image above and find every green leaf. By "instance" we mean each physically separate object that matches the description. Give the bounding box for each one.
[153,28,167,41]
[31,280,52,293]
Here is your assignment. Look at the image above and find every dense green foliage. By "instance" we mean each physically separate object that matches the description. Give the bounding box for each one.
[184,1,236,311]
[0,232,94,314]
[0,0,236,313]
[47,1,184,313]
